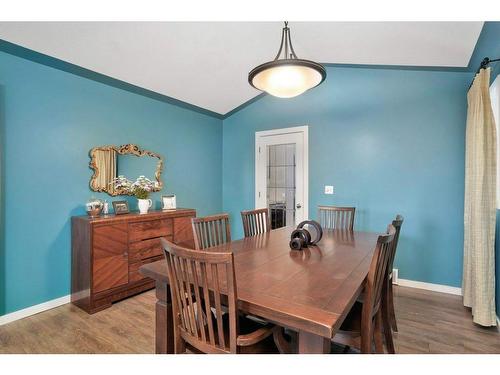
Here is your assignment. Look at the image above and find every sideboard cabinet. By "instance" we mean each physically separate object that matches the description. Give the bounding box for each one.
[71,208,196,313]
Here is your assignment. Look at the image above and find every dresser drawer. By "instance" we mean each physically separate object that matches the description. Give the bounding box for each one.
[129,236,172,262]
[129,256,163,283]
[129,219,173,242]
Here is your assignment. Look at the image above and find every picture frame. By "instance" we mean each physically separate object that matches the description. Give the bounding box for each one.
[112,200,130,215]
[161,194,177,210]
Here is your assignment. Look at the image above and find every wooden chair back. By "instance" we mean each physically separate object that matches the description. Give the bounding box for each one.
[360,225,396,352]
[318,206,356,230]
[191,214,231,250]
[161,237,238,354]
[241,208,271,237]
[387,215,404,276]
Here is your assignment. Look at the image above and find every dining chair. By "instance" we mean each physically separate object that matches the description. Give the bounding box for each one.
[331,224,396,354]
[160,238,279,354]
[385,215,404,333]
[191,214,231,250]
[349,215,403,354]
[241,208,271,237]
[318,206,356,230]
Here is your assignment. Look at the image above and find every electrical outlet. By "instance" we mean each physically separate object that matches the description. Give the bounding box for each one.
[324,185,334,194]
[392,269,399,285]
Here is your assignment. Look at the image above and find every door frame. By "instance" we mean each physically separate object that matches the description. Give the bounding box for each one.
[254,125,309,221]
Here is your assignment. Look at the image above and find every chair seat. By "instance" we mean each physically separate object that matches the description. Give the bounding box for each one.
[180,311,279,354]
[220,314,279,353]
[332,301,363,350]
[341,301,363,331]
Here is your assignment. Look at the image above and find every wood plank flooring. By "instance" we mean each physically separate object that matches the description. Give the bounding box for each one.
[392,286,500,353]
[0,291,155,354]
[0,286,499,354]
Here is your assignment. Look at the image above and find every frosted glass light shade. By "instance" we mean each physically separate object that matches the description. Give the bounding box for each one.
[249,60,326,98]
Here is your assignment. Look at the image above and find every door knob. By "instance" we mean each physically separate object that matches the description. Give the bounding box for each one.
[296,203,302,209]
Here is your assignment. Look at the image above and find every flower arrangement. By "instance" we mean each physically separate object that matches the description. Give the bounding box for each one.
[111,175,159,199]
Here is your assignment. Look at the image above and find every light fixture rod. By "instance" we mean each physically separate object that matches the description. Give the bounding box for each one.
[273,23,286,60]
[273,21,298,61]
[287,26,298,59]
[284,27,289,59]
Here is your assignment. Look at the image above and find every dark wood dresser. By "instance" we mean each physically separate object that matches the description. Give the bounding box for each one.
[71,208,196,313]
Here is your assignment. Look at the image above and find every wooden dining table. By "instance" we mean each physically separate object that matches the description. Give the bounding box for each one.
[139,226,380,354]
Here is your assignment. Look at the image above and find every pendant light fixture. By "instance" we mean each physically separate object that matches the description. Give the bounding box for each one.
[248,22,327,98]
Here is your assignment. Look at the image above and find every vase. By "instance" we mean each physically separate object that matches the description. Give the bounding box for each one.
[85,197,103,218]
[138,198,152,214]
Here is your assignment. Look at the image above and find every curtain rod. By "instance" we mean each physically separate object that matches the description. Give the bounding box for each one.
[468,57,500,90]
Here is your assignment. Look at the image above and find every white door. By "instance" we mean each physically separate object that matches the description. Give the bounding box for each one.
[255,126,309,228]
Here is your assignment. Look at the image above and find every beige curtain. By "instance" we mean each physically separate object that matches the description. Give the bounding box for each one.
[95,149,117,194]
[463,67,497,326]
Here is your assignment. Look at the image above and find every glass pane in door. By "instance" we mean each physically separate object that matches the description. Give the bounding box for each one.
[266,143,296,229]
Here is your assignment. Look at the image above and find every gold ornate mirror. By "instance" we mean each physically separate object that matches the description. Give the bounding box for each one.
[89,144,163,196]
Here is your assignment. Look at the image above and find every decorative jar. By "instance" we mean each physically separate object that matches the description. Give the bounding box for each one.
[86,197,104,218]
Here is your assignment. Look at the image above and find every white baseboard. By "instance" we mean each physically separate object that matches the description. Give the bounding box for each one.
[396,278,462,296]
[0,295,70,326]
[0,281,487,325]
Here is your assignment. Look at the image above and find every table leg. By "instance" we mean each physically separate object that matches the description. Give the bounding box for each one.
[298,331,330,354]
[155,281,174,354]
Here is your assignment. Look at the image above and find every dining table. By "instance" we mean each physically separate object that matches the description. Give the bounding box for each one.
[139,226,380,354]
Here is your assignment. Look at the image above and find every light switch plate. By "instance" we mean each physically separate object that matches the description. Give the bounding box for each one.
[324,185,334,194]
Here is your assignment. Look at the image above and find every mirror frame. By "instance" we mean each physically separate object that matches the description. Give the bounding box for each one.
[89,144,164,196]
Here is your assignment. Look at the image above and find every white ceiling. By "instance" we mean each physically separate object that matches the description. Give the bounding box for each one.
[0,22,483,115]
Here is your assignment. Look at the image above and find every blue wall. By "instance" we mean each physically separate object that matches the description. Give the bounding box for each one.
[2,22,499,318]
[468,22,500,81]
[0,51,223,315]
[223,66,471,288]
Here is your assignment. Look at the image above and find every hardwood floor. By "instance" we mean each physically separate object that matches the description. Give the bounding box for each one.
[0,291,155,354]
[0,286,499,354]
[392,286,500,354]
